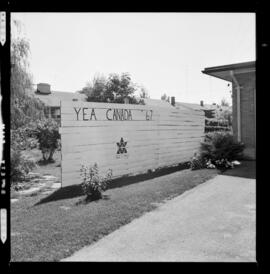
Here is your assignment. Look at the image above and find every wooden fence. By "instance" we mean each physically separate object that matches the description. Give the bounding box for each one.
[60,101,205,187]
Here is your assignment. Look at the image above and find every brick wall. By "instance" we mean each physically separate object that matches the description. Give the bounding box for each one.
[232,72,256,159]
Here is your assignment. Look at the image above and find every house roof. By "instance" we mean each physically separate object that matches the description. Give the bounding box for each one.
[144,98,228,112]
[175,102,204,111]
[144,98,208,110]
[34,91,87,107]
[142,98,173,108]
[202,61,255,82]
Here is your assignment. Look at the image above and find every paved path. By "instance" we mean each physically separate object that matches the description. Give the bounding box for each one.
[62,175,256,262]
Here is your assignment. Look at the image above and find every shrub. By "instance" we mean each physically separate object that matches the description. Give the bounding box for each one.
[214,158,234,170]
[11,148,36,186]
[189,153,206,170]
[200,132,245,162]
[80,163,113,201]
[11,122,38,187]
[33,119,60,162]
[197,132,245,171]
[189,132,245,171]
[11,122,38,150]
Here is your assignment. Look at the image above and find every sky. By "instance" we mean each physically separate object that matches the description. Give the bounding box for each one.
[11,12,255,105]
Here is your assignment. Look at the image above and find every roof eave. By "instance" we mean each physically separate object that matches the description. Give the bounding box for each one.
[202,61,255,82]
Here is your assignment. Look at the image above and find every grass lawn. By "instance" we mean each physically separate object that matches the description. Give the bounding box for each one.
[11,163,218,261]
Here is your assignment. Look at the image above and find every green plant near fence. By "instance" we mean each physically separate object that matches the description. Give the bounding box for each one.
[80,163,113,201]
[189,132,245,171]
[11,148,36,187]
[32,119,61,162]
[200,132,245,162]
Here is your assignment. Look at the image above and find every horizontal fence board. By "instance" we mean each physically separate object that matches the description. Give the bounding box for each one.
[59,126,203,135]
[61,134,203,150]
[62,154,195,176]
[62,156,158,173]
[60,101,205,187]
[61,144,199,170]
[63,159,159,177]
[62,154,194,187]
[60,130,203,143]
[61,140,202,156]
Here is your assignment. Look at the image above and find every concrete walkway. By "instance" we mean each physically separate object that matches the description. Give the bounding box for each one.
[62,175,256,262]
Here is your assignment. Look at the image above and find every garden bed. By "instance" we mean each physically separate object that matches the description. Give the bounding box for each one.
[11,149,61,199]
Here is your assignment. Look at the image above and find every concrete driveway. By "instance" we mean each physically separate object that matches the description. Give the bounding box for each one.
[62,175,256,262]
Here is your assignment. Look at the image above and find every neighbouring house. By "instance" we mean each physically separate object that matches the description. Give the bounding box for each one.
[34,83,87,122]
[202,61,256,159]
[175,100,232,133]
[175,100,231,118]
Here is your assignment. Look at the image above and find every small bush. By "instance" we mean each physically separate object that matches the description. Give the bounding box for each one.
[11,122,38,150]
[33,119,60,162]
[200,132,245,162]
[190,153,206,170]
[80,163,112,201]
[11,148,36,187]
[189,132,245,171]
[214,158,234,170]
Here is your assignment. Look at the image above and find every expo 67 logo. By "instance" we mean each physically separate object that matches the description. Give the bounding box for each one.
[116,137,127,154]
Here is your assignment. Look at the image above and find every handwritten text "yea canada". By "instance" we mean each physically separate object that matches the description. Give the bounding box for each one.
[74,107,153,121]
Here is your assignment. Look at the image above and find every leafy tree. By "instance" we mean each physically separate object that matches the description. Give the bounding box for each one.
[221,98,230,107]
[161,93,170,102]
[161,93,167,101]
[11,19,46,130]
[83,72,141,104]
[139,86,149,99]
[219,108,232,126]
[107,72,138,103]
[82,74,111,102]
[10,20,48,183]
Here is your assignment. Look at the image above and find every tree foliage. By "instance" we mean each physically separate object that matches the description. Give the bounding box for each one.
[221,98,230,107]
[32,119,61,162]
[218,109,232,126]
[82,74,109,102]
[139,86,149,99]
[82,73,144,104]
[11,19,46,130]
[161,93,170,102]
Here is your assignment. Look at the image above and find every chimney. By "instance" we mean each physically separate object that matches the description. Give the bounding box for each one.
[200,100,204,107]
[37,83,51,94]
[171,96,175,106]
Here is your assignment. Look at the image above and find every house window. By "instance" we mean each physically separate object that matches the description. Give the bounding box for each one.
[44,107,50,118]
[51,107,61,119]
